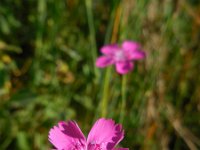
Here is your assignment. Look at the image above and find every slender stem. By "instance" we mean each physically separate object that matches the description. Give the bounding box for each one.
[85,0,98,79]
[100,2,122,118]
[101,67,112,117]
[120,75,127,123]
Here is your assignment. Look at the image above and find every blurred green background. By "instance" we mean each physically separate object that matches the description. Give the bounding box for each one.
[0,0,200,149]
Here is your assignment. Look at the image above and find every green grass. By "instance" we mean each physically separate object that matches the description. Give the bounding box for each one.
[0,0,200,149]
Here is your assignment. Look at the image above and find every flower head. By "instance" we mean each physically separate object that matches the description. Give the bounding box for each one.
[48,118,129,150]
[96,40,146,74]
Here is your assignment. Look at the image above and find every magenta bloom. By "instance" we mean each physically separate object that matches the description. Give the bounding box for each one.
[49,118,128,150]
[96,40,146,74]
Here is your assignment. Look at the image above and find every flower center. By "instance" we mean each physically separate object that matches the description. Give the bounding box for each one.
[114,50,126,61]
[88,141,106,150]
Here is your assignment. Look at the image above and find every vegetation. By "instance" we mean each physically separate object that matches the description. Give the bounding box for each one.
[0,0,199,149]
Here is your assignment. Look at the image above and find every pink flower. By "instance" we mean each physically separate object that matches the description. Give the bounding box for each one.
[48,118,129,150]
[96,40,146,74]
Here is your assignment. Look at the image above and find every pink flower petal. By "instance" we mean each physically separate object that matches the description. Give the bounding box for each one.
[116,61,134,74]
[96,56,114,68]
[101,44,119,55]
[113,148,129,150]
[127,50,146,60]
[122,40,145,60]
[87,118,124,150]
[122,40,140,51]
[48,121,86,150]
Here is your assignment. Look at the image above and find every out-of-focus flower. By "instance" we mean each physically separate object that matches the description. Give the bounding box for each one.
[48,118,129,150]
[96,40,146,74]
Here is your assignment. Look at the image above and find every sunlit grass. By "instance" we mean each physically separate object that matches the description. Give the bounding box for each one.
[0,0,200,149]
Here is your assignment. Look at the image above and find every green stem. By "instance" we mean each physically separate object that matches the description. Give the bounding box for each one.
[120,75,127,123]
[98,1,121,118]
[101,67,112,117]
[85,0,98,79]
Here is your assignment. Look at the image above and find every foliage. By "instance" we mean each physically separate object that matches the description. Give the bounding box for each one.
[0,0,200,149]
